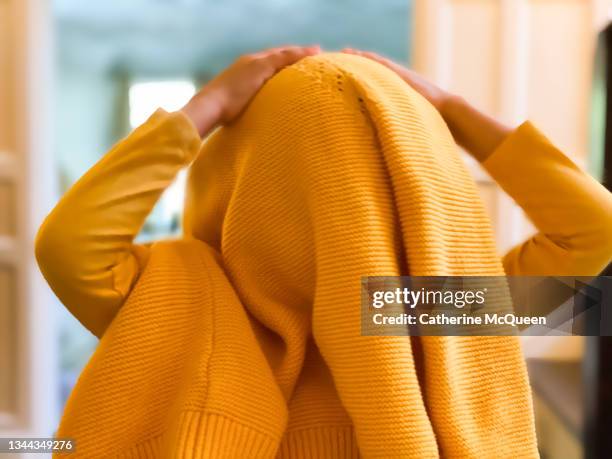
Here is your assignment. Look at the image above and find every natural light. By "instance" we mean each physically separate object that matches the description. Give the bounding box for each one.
[129,80,196,127]
[129,80,197,236]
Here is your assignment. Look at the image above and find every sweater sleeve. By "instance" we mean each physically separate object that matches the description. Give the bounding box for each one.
[482,121,612,276]
[35,109,202,338]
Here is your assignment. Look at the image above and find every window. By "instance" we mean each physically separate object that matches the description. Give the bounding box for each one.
[128,80,196,240]
[128,80,196,128]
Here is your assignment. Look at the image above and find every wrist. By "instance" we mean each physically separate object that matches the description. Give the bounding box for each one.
[438,94,466,125]
[438,94,513,162]
[180,89,225,138]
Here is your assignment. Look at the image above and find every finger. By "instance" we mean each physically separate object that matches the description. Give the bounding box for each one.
[341,48,391,65]
[252,45,295,58]
[341,48,366,56]
[342,49,365,58]
[359,50,393,66]
[359,50,406,75]
[266,46,320,70]
[241,45,297,62]
[257,44,319,58]
[245,46,319,85]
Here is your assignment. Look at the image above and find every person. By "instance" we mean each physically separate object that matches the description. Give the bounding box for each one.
[35,46,612,458]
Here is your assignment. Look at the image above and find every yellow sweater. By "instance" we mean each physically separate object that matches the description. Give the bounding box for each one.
[36,54,612,458]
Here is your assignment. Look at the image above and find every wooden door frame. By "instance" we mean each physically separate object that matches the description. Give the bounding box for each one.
[0,0,58,438]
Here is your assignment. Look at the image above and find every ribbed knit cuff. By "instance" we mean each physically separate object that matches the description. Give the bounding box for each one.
[152,108,203,164]
[113,416,361,458]
[277,426,359,459]
[118,411,279,459]
[481,120,580,184]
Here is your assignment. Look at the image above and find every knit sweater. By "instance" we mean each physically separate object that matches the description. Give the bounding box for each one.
[36,53,612,458]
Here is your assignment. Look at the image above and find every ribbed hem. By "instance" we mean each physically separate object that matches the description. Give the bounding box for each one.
[277,426,359,459]
[118,436,163,458]
[116,414,359,458]
[119,411,279,458]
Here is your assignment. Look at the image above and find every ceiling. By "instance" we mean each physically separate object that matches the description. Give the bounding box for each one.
[53,0,412,77]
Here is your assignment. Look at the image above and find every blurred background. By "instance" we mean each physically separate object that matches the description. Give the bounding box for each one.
[50,0,409,413]
[1,0,612,458]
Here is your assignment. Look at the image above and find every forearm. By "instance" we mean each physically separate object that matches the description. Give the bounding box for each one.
[439,96,512,162]
[35,109,201,336]
[36,46,319,337]
[439,93,612,275]
[439,96,612,274]
[481,123,612,275]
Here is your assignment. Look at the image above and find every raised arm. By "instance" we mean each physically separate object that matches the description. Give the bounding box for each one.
[344,49,612,276]
[35,110,201,338]
[36,46,321,338]
[444,98,612,275]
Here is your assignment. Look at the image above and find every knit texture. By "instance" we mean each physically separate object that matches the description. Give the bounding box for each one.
[56,53,538,458]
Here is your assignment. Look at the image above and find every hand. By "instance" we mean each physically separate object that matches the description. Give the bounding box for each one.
[182,45,321,137]
[342,48,512,162]
[341,48,452,111]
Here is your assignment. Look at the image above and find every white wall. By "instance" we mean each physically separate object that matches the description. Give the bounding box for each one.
[412,0,609,360]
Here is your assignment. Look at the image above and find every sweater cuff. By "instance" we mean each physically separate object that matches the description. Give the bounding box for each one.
[481,121,579,184]
[482,121,536,175]
[151,108,202,163]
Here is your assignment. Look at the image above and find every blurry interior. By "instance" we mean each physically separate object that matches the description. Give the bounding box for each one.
[52,0,409,406]
[1,1,612,458]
